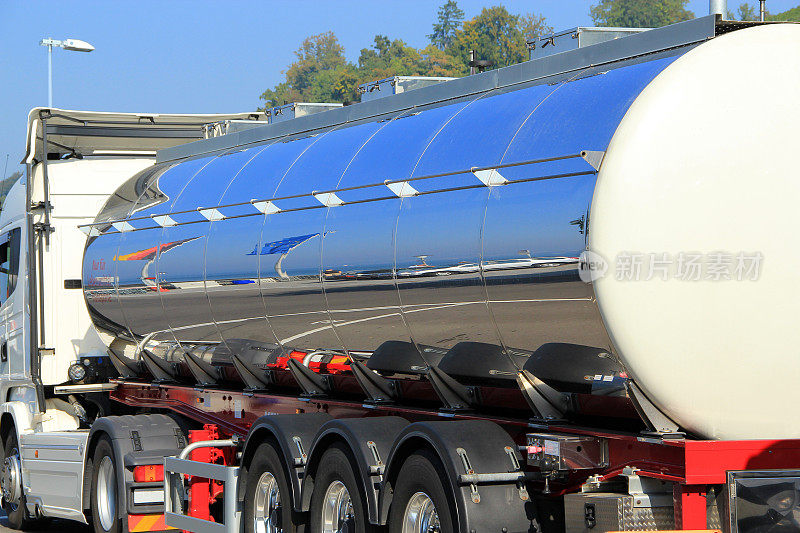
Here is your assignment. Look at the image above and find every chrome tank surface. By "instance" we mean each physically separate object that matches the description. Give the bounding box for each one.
[83,56,677,379]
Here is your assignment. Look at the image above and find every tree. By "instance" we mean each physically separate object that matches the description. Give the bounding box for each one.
[447,6,528,69]
[727,3,758,20]
[429,1,465,50]
[590,0,695,28]
[258,4,553,107]
[419,44,468,77]
[358,35,465,83]
[768,6,800,21]
[725,3,800,22]
[519,12,554,42]
[358,35,426,80]
[259,32,351,108]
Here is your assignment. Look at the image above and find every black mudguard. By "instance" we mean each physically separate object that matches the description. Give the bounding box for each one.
[239,412,332,510]
[300,416,409,523]
[380,420,535,533]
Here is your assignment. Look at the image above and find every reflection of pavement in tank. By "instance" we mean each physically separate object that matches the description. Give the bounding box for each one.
[144,303,467,337]
[279,302,468,344]
[141,297,590,343]
[280,298,591,344]
[120,278,604,352]
[146,303,424,335]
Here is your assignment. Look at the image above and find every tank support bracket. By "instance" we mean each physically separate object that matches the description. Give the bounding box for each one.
[516,370,566,421]
[230,353,274,392]
[287,358,332,397]
[107,348,140,379]
[182,351,222,387]
[427,366,478,411]
[350,359,397,404]
[626,381,683,436]
[140,348,178,383]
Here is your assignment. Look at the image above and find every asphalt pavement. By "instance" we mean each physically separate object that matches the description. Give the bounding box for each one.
[0,510,88,533]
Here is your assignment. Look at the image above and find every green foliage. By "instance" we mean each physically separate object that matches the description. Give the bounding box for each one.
[420,44,469,77]
[358,35,468,83]
[590,0,695,27]
[258,1,552,108]
[727,3,759,20]
[429,0,465,50]
[519,12,554,41]
[726,3,800,21]
[358,35,429,80]
[259,32,352,107]
[768,6,800,21]
[447,6,528,68]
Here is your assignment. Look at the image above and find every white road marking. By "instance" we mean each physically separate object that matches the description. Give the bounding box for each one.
[279,303,466,344]
[146,298,591,340]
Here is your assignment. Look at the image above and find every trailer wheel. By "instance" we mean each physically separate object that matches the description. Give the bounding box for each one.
[309,443,373,533]
[91,436,121,533]
[388,449,454,533]
[245,441,301,533]
[1,431,32,530]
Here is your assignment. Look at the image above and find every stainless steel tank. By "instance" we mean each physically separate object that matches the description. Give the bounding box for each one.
[83,24,800,440]
[84,57,673,355]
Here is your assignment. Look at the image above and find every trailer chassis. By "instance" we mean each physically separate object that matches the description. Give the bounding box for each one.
[108,379,800,531]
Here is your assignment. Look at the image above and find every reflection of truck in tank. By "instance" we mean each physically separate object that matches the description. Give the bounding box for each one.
[2,15,800,533]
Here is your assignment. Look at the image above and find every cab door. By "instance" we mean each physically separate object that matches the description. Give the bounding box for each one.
[0,227,24,379]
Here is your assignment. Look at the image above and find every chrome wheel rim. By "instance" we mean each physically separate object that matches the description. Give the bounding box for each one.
[1,449,21,511]
[320,480,354,533]
[253,471,283,533]
[402,492,440,533]
[96,455,117,531]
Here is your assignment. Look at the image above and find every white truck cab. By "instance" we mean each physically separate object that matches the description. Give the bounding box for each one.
[0,108,264,527]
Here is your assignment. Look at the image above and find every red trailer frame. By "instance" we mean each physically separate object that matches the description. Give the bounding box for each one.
[110,380,800,530]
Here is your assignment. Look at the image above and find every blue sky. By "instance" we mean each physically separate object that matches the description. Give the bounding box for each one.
[1,0,796,174]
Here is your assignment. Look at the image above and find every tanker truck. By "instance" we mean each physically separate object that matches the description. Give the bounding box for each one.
[1,15,799,533]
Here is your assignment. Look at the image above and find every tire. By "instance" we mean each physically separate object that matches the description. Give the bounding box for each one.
[244,440,303,533]
[2,431,32,530]
[308,443,374,533]
[388,449,455,533]
[90,436,121,533]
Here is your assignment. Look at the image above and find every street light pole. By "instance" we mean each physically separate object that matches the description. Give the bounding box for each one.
[39,37,95,108]
[46,41,53,107]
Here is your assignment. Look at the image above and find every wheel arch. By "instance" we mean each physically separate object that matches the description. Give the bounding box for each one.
[0,411,15,452]
[239,412,331,511]
[379,420,534,532]
[84,414,187,519]
[299,417,409,524]
[378,432,440,526]
[0,401,35,494]
[0,401,35,442]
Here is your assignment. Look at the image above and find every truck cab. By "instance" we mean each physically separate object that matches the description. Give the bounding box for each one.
[0,108,264,526]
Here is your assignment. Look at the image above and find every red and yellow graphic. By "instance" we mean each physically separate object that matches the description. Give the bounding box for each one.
[127,513,176,532]
[114,237,200,261]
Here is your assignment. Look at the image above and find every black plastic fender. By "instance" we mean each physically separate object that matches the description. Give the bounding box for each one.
[379,420,535,533]
[298,416,409,524]
[85,415,187,521]
[239,412,331,511]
